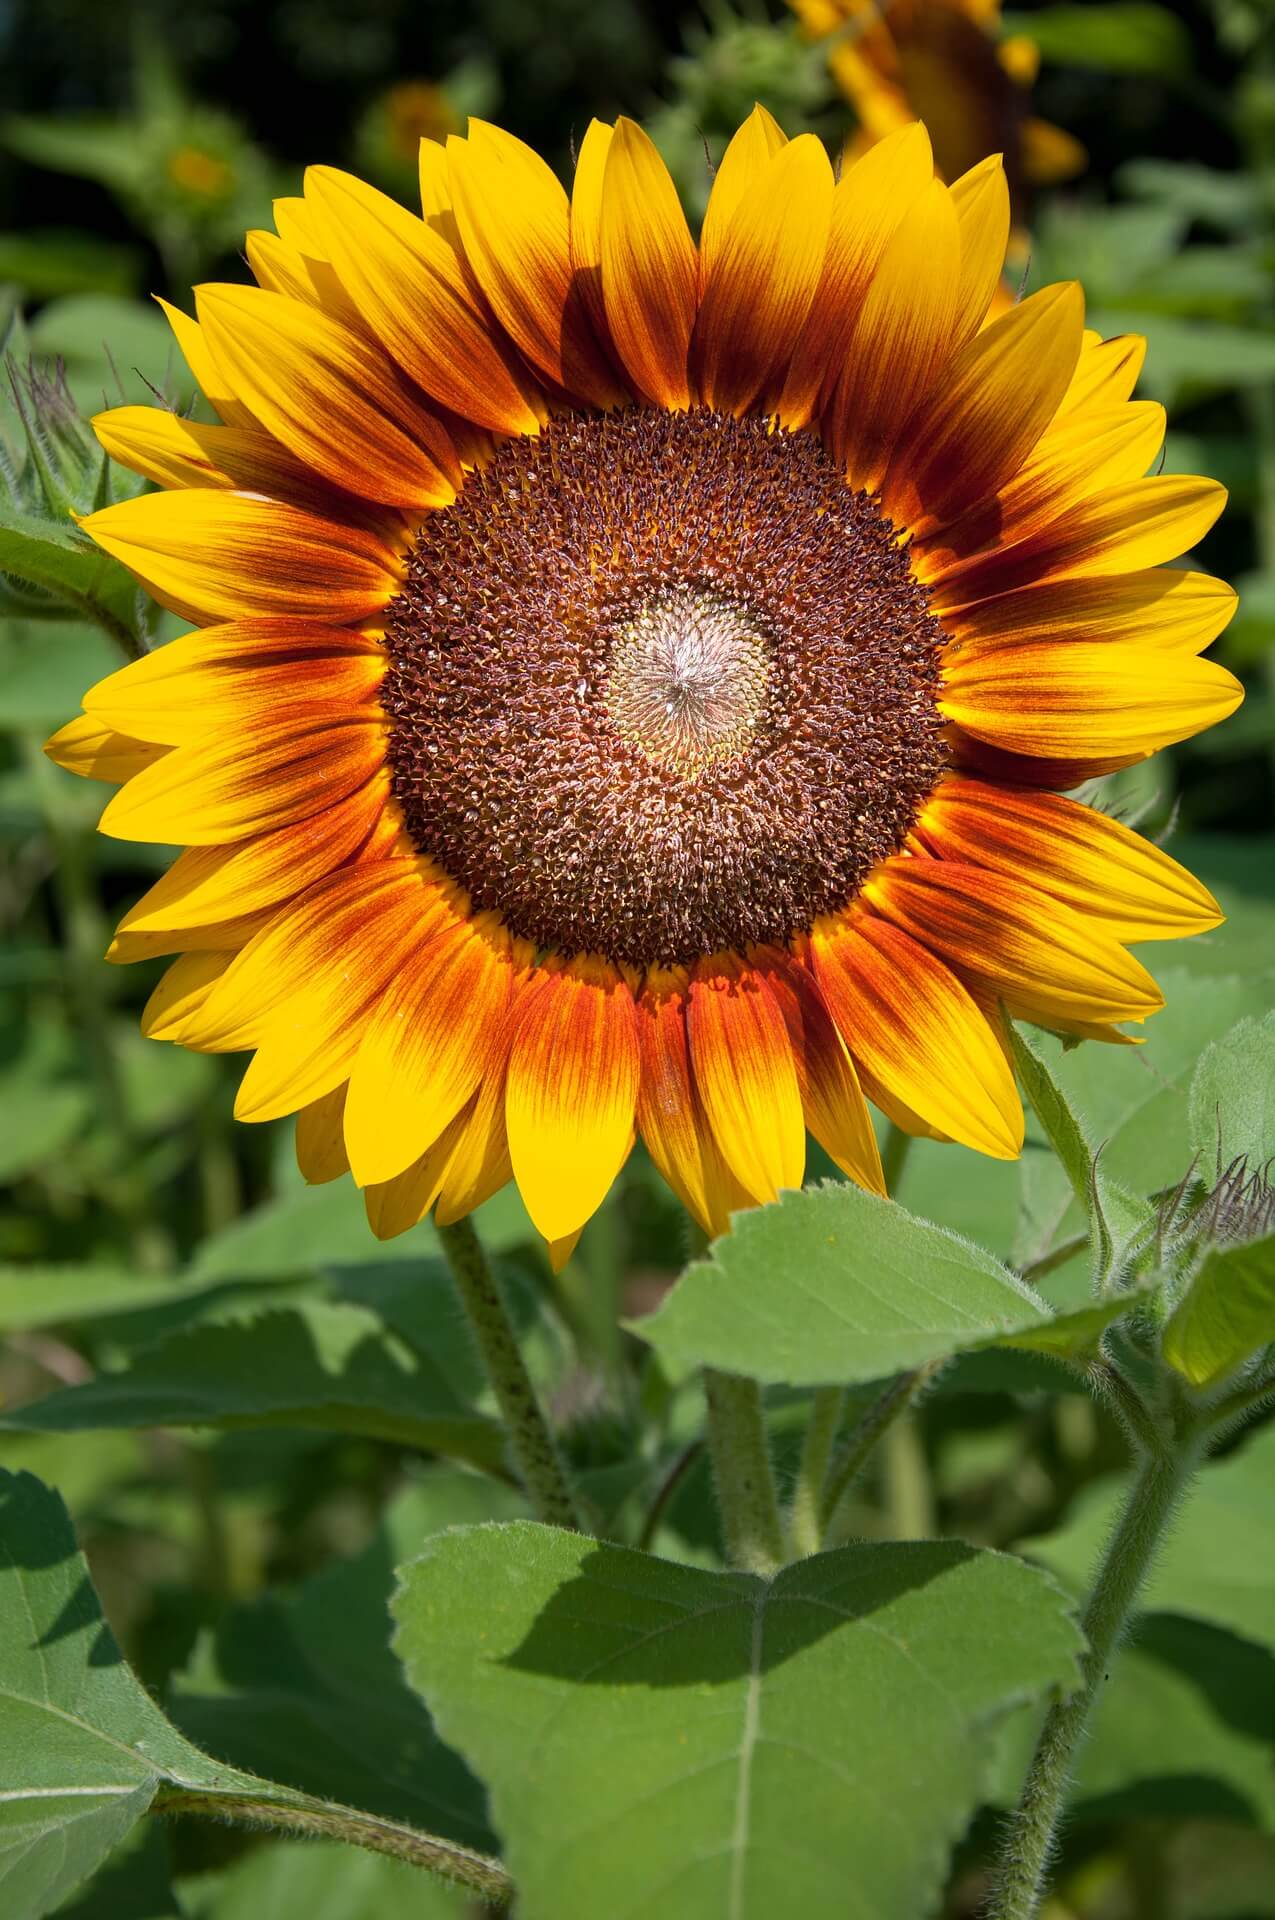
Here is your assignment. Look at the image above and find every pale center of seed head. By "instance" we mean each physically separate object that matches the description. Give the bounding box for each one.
[604,587,770,778]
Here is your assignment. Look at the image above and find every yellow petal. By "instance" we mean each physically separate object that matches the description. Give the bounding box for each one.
[505,958,641,1242]
[699,105,788,284]
[44,713,168,784]
[599,118,698,409]
[686,951,805,1203]
[828,177,960,489]
[295,1083,351,1184]
[948,154,1011,352]
[940,639,1244,757]
[693,133,834,416]
[947,567,1238,656]
[140,951,234,1044]
[196,283,459,509]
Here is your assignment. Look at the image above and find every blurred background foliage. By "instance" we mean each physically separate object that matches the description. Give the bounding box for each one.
[2,2,1274,1917]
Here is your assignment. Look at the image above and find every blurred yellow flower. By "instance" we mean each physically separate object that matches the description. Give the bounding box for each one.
[790,0,1084,215]
[166,144,236,203]
[383,82,460,160]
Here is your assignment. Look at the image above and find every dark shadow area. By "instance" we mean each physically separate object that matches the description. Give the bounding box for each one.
[502,1537,982,1688]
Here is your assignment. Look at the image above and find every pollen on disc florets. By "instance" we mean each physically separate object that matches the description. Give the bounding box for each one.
[605,586,770,778]
[382,407,948,969]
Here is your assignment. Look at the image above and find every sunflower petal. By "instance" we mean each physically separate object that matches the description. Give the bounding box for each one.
[196,283,459,509]
[1057,331,1146,416]
[828,177,960,488]
[344,916,513,1186]
[778,122,934,429]
[919,778,1222,941]
[599,118,698,409]
[810,912,1022,1158]
[140,951,235,1045]
[698,105,788,283]
[79,490,401,626]
[948,154,1011,351]
[295,1082,351,1184]
[929,476,1228,607]
[635,967,751,1238]
[117,775,388,931]
[85,641,383,747]
[760,946,885,1196]
[940,639,1244,758]
[686,951,805,1203]
[156,298,256,429]
[868,859,1164,1028]
[569,118,615,341]
[44,714,168,784]
[693,133,833,416]
[505,957,640,1242]
[945,567,1237,655]
[447,120,620,408]
[303,165,541,436]
[882,281,1084,533]
[98,714,384,845]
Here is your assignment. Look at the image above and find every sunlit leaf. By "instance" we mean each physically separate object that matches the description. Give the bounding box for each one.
[1163,1234,1275,1387]
[394,1522,1082,1920]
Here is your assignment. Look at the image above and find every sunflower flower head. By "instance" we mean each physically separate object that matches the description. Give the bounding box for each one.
[789,0,1085,215]
[47,109,1242,1265]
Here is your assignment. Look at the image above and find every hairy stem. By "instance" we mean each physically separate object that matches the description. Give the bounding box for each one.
[153,1786,513,1907]
[703,1367,785,1575]
[436,1214,580,1531]
[787,1386,845,1557]
[821,1362,941,1545]
[989,1440,1199,1920]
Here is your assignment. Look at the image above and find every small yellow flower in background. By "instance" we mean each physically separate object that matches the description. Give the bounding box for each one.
[47,110,1240,1266]
[166,144,236,202]
[790,0,1085,216]
[383,82,461,160]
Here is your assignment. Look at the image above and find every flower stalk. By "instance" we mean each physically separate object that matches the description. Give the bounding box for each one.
[703,1367,785,1575]
[989,1433,1201,1920]
[436,1215,580,1532]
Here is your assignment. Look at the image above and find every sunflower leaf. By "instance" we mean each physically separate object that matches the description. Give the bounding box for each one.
[1162,1233,1275,1388]
[391,1522,1083,1920]
[0,1298,508,1471]
[627,1181,1143,1385]
[0,1469,263,1920]
[1188,1012,1275,1177]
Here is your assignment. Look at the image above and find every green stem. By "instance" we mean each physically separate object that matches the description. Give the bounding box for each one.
[152,1785,512,1907]
[883,1407,934,1540]
[989,1440,1199,1920]
[787,1386,845,1557]
[703,1367,785,1575]
[436,1215,580,1531]
[821,1362,940,1545]
[880,1120,913,1196]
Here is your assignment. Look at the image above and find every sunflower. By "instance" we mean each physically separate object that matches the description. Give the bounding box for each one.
[47,109,1241,1267]
[789,0,1085,214]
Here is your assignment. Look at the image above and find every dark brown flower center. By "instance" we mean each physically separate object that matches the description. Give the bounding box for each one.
[382,407,947,968]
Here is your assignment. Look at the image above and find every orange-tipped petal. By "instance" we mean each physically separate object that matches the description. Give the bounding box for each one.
[868,859,1164,1029]
[919,778,1223,942]
[760,946,885,1196]
[686,952,805,1204]
[505,957,640,1242]
[344,916,513,1186]
[810,912,1022,1159]
[635,967,751,1238]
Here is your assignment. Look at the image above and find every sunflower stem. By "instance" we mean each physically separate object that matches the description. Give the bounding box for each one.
[436,1214,580,1531]
[988,1432,1200,1920]
[821,1362,941,1546]
[787,1386,845,1557]
[703,1367,785,1575]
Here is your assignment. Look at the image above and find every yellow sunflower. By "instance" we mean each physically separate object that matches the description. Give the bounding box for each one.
[789,0,1085,212]
[48,110,1241,1267]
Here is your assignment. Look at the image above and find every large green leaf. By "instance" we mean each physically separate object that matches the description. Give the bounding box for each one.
[0,1470,259,1920]
[1188,1012,1275,1174]
[2,1298,506,1470]
[1023,1424,1275,1653]
[1002,3,1190,75]
[169,1472,523,1848]
[393,1523,1082,1920]
[179,1839,467,1920]
[629,1182,1141,1386]
[1163,1234,1275,1389]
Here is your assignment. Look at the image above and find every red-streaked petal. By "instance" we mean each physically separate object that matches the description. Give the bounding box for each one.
[759,946,885,1196]
[635,967,752,1238]
[810,912,1022,1158]
[599,117,698,409]
[505,957,640,1242]
[686,951,805,1203]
